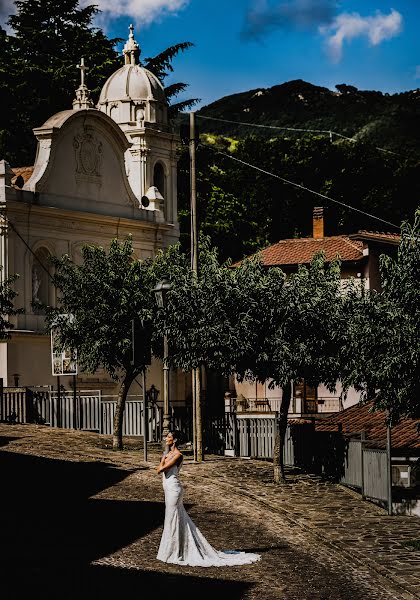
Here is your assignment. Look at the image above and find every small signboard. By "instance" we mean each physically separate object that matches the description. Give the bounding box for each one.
[51,324,78,376]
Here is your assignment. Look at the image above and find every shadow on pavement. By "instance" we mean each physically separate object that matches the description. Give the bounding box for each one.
[0,450,254,600]
[5,563,252,600]
[0,435,22,447]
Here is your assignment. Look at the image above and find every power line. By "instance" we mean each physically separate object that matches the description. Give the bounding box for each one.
[196,114,402,157]
[204,145,401,231]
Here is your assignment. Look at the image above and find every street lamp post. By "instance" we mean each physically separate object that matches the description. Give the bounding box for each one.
[153,276,173,437]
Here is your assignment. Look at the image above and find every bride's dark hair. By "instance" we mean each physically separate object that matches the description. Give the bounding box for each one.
[171,430,183,446]
[163,430,184,455]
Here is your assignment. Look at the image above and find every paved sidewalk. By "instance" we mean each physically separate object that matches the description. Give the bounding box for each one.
[1,423,419,600]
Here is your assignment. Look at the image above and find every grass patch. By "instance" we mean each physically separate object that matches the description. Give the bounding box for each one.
[401,540,420,551]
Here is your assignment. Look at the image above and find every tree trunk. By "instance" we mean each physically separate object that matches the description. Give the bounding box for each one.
[195,367,203,462]
[273,380,292,483]
[113,371,135,450]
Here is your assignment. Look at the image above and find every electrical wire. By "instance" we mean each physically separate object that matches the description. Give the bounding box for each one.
[203,145,401,231]
[196,114,402,157]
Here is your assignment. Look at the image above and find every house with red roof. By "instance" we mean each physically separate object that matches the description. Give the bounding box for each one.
[232,207,401,419]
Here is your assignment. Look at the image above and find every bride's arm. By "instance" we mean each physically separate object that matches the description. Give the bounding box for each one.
[157,450,182,473]
[155,453,166,472]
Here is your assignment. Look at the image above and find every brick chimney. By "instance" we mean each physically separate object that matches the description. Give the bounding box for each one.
[313,206,324,239]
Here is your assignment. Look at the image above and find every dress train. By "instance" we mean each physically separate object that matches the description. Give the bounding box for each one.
[157,463,261,567]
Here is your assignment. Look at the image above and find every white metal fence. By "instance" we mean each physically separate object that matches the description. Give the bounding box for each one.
[237,417,276,458]
[363,447,389,502]
[1,387,163,441]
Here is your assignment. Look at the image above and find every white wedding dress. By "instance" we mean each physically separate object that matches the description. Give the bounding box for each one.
[157,461,261,567]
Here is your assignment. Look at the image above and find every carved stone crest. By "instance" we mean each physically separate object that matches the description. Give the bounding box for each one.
[73,129,103,181]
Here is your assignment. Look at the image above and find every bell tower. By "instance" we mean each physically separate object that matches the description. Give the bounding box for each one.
[97,25,179,227]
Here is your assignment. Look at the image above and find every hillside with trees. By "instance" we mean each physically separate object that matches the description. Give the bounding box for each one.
[197,79,420,155]
[173,80,420,262]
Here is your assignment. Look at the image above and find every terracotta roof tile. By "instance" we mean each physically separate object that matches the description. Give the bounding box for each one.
[313,402,420,452]
[350,230,401,244]
[257,235,364,266]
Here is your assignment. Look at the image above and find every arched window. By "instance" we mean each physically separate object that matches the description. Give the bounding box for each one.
[153,162,165,199]
[32,248,51,313]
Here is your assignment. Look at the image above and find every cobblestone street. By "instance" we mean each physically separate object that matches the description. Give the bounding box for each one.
[1,423,419,600]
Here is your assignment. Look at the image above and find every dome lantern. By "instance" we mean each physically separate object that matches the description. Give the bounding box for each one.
[123,23,140,65]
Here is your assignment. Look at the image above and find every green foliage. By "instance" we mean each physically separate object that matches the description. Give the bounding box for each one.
[342,210,420,422]
[0,270,22,339]
[46,238,155,380]
[147,237,264,374]
[148,236,345,395]
[234,252,345,390]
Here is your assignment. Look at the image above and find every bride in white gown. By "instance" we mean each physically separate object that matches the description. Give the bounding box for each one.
[156,431,261,567]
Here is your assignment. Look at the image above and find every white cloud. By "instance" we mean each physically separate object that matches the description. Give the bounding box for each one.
[80,0,191,27]
[320,9,403,63]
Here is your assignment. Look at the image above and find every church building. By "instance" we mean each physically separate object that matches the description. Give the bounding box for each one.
[0,26,184,399]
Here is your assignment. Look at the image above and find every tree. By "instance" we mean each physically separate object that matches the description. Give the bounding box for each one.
[148,237,272,377]
[342,209,420,423]
[143,42,198,118]
[0,270,22,339]
[46,238,156,450]
[150,238,347,482]
[234,252,346,482]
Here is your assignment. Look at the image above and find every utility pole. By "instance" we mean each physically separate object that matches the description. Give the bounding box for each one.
[386,421,393,516]
[190,111,203,462]
[142,370,148,462]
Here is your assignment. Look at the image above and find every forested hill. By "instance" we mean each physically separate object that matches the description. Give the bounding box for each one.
[197,80,420,154]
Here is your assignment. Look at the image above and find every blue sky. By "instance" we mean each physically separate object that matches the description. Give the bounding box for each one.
[2,0,419,107]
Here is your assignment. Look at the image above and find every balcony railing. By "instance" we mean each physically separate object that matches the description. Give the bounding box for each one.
[235,397,282,413]
[230,396,343,415]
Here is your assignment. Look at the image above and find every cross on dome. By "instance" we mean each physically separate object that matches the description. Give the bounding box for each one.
[123,23,140,65]
[78,57,88,87]
[72,57,94,110]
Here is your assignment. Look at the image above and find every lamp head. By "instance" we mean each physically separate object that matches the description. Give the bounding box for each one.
[153,276,172,308]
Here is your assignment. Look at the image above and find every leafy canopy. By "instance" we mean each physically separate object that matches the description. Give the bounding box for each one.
[46,238,156,380]
[342,209,420,422]
[233,252,346,390]
[1,0,121,165]
[0,270,23,340]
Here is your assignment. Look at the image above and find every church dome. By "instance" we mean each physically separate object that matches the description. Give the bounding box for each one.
[98,64,167,106]
[98,25,168,127]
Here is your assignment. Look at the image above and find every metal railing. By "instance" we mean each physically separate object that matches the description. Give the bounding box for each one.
[0,387,163,441]
[232,395,343,415]
[235,397,281,413]
[316,396,343,413]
